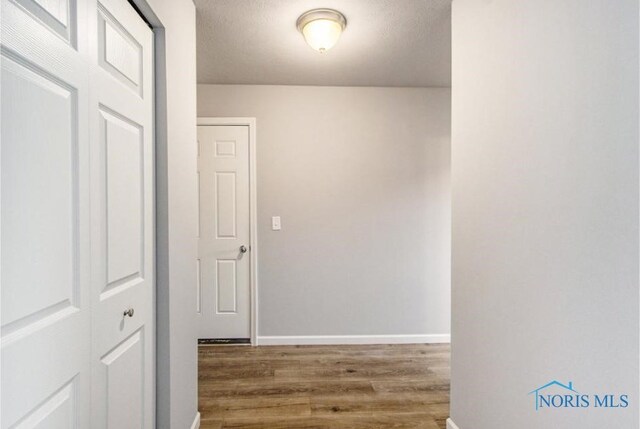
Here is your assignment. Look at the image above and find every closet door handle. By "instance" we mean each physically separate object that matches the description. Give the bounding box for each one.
[123,308,135,318]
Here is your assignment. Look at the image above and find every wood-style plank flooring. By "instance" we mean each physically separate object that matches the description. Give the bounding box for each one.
[198,343,450,428]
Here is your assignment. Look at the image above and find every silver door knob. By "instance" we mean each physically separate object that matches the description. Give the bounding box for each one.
[240,245,248,253]
[123,308,135,318]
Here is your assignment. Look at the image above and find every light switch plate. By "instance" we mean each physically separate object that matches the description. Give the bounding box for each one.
[272,216,281,231]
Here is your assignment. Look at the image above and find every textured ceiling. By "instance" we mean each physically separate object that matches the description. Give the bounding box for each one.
[194,0,451,87]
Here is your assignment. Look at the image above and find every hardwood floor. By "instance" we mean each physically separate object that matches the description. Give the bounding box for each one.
[198,343,450,428]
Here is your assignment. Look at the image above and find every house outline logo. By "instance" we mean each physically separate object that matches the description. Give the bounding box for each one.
[528,380,629,410]
[528,380,578,411]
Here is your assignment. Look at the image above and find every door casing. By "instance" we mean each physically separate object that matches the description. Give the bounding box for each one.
[197,117,258,345]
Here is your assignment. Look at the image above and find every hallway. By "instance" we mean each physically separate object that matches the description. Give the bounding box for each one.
[198,344,450,428]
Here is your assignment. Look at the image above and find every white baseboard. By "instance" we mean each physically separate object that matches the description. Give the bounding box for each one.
[190,412,201,429]
[256,334,450,346]
[446,418,460,429]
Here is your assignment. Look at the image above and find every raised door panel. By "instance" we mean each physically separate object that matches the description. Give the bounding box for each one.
[1,54,78,331]
[100,108,144,298]
[13,0,76,44]
[29,0,70,25]
[11,380,76,429]
[99,330,144,429]
[215,172,237,238]
[216,259,237,313]
[97,3,143,95]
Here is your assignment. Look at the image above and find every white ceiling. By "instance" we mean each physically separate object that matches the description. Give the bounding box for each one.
[194,0,451,87]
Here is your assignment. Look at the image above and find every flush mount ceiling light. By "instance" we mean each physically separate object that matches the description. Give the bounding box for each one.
[296,8,347,53]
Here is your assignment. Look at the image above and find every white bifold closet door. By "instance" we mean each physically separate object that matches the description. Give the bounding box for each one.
[89,0,154,427]
[1,0,154,427]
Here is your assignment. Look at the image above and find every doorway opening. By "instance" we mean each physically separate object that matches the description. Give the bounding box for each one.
[193,1,451,428]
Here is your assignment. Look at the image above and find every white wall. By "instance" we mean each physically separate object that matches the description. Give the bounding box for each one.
[198,85,451,341]
[451,1,638,428]
[135,0,198,428]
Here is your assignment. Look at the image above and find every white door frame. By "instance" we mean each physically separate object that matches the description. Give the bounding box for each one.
[197,117,258,345]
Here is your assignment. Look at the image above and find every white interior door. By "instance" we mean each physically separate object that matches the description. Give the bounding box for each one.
[1,0,154,427]
[1,0,91,427]
[89,0,154,427]
[198,125,251,340]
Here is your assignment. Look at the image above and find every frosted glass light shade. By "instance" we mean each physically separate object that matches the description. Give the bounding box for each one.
[302,19,343,53]
[297,9,347,53]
